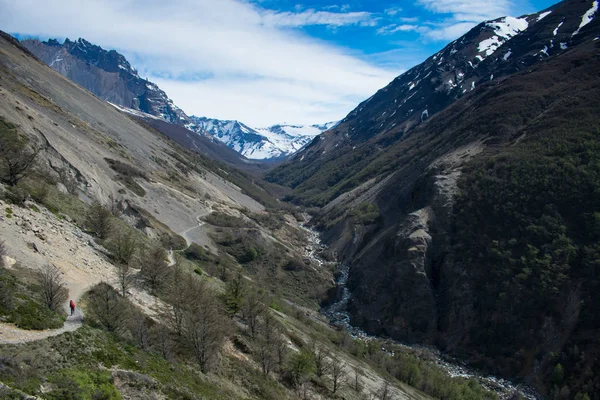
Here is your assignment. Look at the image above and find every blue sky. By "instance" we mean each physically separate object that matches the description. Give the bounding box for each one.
[1,0,557,126]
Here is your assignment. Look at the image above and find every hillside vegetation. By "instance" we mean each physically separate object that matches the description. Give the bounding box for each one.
[267,5,600,400]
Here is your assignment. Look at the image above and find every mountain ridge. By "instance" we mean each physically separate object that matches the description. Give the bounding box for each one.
[268,0,600,398]
[20,37,334,160]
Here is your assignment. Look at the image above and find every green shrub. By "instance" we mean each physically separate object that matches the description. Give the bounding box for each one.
[183,243,211,262]
[46,369,121,400]
[237,246,259,264]
[351,202,381,225]
[12,298,65,330]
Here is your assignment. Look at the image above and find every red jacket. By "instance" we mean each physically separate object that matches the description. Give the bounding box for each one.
[70,300,76,309]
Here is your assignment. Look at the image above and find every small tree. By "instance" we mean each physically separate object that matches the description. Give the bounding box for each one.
[0,120,38,186]
[85,201,113,239]
[87,282,129,333]
[274,326,288,373]
[151,323,174,359]
[242,289,267,338]
[57,167,78,195]
[0,240,14,311]
[181,280,229,372]
[224,271,245,317]
[165,265,188,336]
[287,349,315,388]
[377,380,392,400]
[116,263,134,297]
[329,353,346,394]
[139,243,169,294]
[313,342,330,378]
[129,312,152,349]
[256,314,278,375]
[108,226,139,265]
[37,264,68,312]
[351,366,363,393]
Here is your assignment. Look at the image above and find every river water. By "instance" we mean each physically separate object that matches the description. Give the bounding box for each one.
[301,224,542,400]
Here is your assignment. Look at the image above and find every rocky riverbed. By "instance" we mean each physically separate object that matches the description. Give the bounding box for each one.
[302,223,542,400]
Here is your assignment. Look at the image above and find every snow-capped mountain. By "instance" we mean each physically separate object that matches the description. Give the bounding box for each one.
[21,37,334,160]
[188,117,336,160]
[285,0,597,158]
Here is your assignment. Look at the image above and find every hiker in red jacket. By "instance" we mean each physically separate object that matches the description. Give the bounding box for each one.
[69,299,76,316]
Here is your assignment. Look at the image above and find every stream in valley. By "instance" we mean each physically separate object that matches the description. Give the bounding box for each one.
[301,224,542,400]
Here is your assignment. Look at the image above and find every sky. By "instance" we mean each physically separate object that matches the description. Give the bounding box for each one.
[1,0,557,126]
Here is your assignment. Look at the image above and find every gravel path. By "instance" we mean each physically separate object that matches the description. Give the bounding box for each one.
[0,297,85,345]
[181,211,213,248]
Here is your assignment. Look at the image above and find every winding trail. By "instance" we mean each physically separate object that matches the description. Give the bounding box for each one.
[181,210,212,247]
[0,295,85,345]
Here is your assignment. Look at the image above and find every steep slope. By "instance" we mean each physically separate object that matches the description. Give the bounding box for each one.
[269,0,600,398]
[268,0,594,201]
[0,30,281,259]
[21,38,190,124]
[21,38,333,160]
[0,31,463,400]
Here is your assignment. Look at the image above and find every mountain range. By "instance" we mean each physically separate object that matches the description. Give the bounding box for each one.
[20,38,333,160]
[187,117,337,160]
[269,0,600,398]
[1,0,599,399]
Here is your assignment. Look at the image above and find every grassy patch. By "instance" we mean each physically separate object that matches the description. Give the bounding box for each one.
[104,158,147,197]
[0,268,65,330]
[0,325,245,400]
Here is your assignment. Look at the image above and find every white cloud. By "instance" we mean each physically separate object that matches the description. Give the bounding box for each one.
[399,17,420,23]
[378,24,424,35]
[261,9,377,28]
[415,0,515,40]
[385,7,403,16]
[0,0,396,126]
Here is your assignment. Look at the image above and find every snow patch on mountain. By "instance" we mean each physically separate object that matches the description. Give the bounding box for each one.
[478,17,530,57]
[573,1,598,36]
[189,117,336,160]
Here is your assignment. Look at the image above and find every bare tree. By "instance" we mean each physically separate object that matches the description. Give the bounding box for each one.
[151,323,174,359]
[129,312,152,349]
[116,263,134,297]
[242,289,266,338]
[85,201,113,239]
[329,354,346,394]
[108,227,139,265]
[139,243,169,294]
[351,366,363,393]
[181,280,229,372]
[377,380,392,400]
[0,121,39,186]
[165,265,188,336]
[256,314,278,375]
[313,342,330,378]
[37,264,67,312]
[274,326,288,373]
